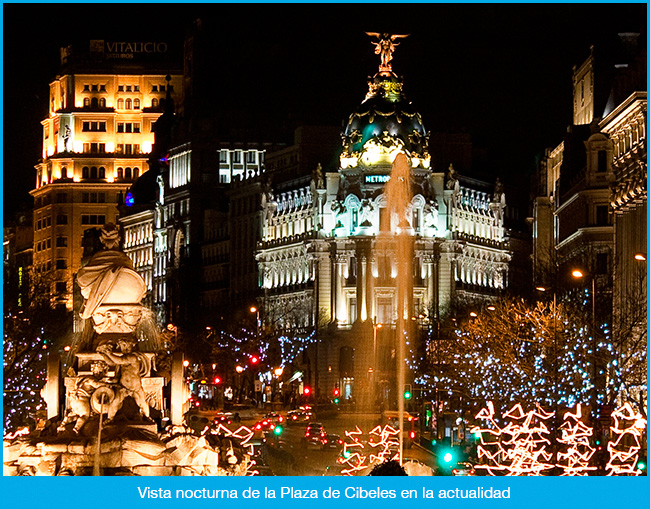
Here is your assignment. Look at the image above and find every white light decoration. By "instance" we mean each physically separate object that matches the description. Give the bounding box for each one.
[556,404,596,475]
[338,425,402,475]
[606,403,647,476]
[471,402,555,476]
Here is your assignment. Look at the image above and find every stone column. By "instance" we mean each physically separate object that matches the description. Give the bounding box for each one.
[45,353,61,420]
[171,351,186,425]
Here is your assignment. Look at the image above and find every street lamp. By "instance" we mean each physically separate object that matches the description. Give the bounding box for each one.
[571,269,598,418]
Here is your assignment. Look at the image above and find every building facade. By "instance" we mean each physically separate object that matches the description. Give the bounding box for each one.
[532,33,646,408]
[256,42,511,403]
[30,40,182,312]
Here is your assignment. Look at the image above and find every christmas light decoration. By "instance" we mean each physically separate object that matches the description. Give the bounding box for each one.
[338,425,403,475]
[556,404,596,475]
[606,403,647,476]
[471,402,555,476]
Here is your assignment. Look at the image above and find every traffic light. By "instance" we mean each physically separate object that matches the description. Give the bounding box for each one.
[213,376,221,384]
[333,388,340,397]
[442,450,454,464]
[403,384,412,400]
[303,386,311,396]
[273,425,283,435]
[637,459,646,472]
[250,355,259,365]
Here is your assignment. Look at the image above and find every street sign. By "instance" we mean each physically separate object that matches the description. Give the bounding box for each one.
[254,380,262,392]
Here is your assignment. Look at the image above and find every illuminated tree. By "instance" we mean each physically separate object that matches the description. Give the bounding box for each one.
[426,297,593,410]
[3,273,72,432]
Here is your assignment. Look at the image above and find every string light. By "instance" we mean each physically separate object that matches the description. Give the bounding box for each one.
[606,403,647,476]
[556,404,596,475]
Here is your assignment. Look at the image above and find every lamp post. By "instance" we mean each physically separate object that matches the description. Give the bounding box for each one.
[571,269,598,418]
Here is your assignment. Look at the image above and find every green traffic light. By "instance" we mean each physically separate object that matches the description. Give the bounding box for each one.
[443,452,454,463]
[637,461,646,471]
[273,425,283,435]
[333,398,339,404]
[404,391,412,400]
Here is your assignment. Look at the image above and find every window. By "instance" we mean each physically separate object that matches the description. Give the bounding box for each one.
[98,167,105,179]
[56,236,68,247]
[134,85,139,92]
[117,98,124,109]
[596,252,609,275]
[219,151,228,163]
[125,98,132,109]
[151,98,159,108]
[55,281,67,293]
[597,150,607,172]
[133,168,140,178]
[56,259,67,270]
[83,121,91,132]
[133,98,140,109]
[99,98,106,107]
[81,215,106,225]
[125,167,132,179]
[133,123,140,133]
[91,98,98,108]
[596,205,610,226]
[82,167,90,179]
[117,122,124,133]
[246,151,256,163]
[83,97,90,107]
[126,85,132,92]
[56,214,68,225]
[232,151,241,164]
[118,85,124,92]
[125,123,132,133]
[60,167,68,179]
[84,84,90,91]
[117,167,124,179]
[100,84,106,92]
[152,85,158,92]
[56,192,68,203]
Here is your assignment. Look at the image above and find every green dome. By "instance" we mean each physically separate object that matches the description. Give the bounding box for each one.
[341,71,429,167]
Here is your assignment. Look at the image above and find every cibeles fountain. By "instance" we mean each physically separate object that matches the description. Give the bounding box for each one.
[3,224,252,476]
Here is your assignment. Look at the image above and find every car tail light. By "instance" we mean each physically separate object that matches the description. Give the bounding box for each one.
[409,431,416,439]
[452,469,459,475]
[470,469,475,475]
[338,439,343,444]
[279,416,284,422]
[323,439,328,444]
[255,424,262,430]
[270,424,275,429]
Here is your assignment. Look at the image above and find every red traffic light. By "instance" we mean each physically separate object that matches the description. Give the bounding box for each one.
[333,388,340,397]
[213,377,221,384]
[250,356,259,365]
[303,386,311,395]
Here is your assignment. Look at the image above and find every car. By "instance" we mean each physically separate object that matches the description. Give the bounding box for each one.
[321,433,343,450]
[303,422,326,447]
[265,412,285,425]
[212,412,235,426]
[286,409,310,424]
[452,461,476,476]
[253,418,276,432]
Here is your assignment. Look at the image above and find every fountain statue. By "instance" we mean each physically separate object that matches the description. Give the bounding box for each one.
[3,224,253,476]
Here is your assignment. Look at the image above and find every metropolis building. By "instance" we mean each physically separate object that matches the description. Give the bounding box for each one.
[29,40,182,315]
[256,40,511,402]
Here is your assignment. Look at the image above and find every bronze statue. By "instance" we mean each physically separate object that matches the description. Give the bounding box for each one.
[366,33,410,72]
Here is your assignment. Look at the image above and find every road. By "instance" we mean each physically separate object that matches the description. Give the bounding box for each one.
[207,410,439,476]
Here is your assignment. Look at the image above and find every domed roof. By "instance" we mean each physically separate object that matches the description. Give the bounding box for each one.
[341,71,430,169]
[125,167,160,208]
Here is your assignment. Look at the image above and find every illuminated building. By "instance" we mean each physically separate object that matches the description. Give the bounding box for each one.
[256,40,511,401]
[29,40,181,313]
[532,33,646,407]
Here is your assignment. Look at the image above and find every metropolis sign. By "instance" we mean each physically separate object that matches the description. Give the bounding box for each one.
[364,174,391,183]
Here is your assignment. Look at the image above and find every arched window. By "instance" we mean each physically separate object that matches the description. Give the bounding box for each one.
[151,98,159,108]
[82,167,89,179]
[133,167,140,178]
[99,98,106,108]
[91,97,98,108]
[125,167,132,179]
[83,97,90,107]
[61,167,68,179]
[98,167,105,179]
[117,98,124,109]
[125,98,132,109]
[117,167,124,179]
[90,167,98,179]
[133,98,140,109]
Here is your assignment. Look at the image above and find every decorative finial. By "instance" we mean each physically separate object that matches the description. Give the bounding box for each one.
[366,32,410,73]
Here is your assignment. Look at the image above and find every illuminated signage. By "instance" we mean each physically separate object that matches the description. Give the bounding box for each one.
[364,174,390,184]
[91,40,168,60]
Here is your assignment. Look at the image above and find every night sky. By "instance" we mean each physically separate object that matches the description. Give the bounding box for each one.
[2,3,646,220]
